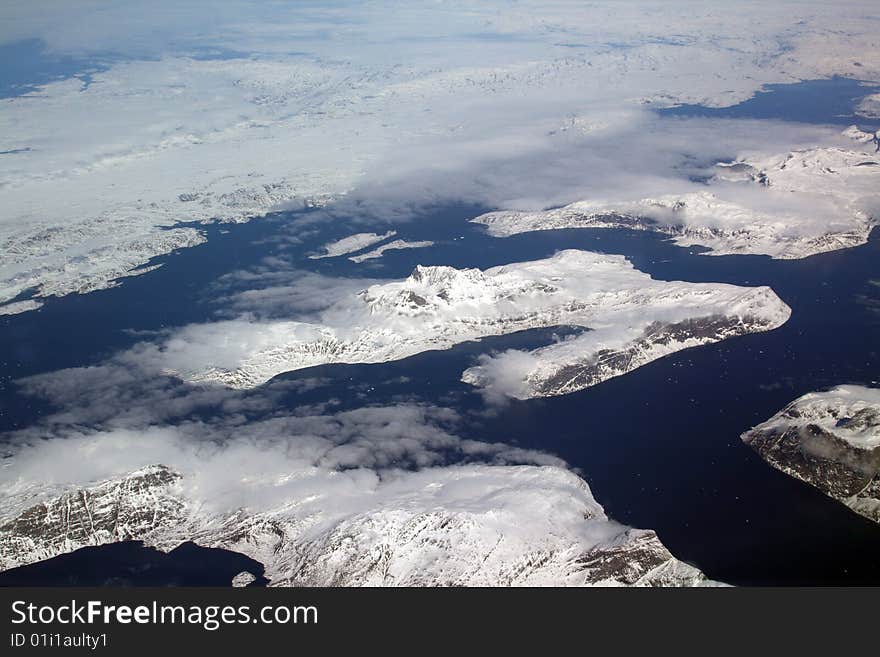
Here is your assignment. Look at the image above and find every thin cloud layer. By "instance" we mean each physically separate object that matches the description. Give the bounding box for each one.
[5,355,562,518]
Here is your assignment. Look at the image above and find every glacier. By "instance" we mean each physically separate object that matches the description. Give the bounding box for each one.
[742,385,880,523]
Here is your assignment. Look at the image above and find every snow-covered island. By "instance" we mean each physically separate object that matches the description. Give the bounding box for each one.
[742,385,880,523]
[308,231,397,259]
[472,140,880,260]
[0,464,714,586]
[154,250,790,391]
[348,239,435,263]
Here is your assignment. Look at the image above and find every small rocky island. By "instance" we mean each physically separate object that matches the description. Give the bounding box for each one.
[742,385,880,523]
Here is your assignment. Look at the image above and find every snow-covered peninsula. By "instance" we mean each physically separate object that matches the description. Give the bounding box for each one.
[472,142,880,260]
[0,458,714,586]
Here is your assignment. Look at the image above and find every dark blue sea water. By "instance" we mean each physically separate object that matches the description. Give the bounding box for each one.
[0,39,268,100]
[2,78,879,586]
[0,541,268,586]
[0,39,113,99]
[660,76,880,130]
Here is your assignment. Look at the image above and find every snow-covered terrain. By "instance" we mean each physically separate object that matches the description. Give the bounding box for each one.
[472,140,880,260]
[309,231,396,260]
[0,300,44,316]
[742,386,880,523]
[348,239,435,263]
[0,399,718,586]
[0,464,713,586]
[461,301,788,401]
[148,250,789,390]
[2,2,879,313]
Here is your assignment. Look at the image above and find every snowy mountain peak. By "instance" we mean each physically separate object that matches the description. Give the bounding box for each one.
[359,264,490,315]
[407,263,485,289]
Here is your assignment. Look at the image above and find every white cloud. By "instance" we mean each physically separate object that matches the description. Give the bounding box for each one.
[4,354,566,530]
[857,93,880,119]
[210,265,386,319]
[10,350,561,489]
